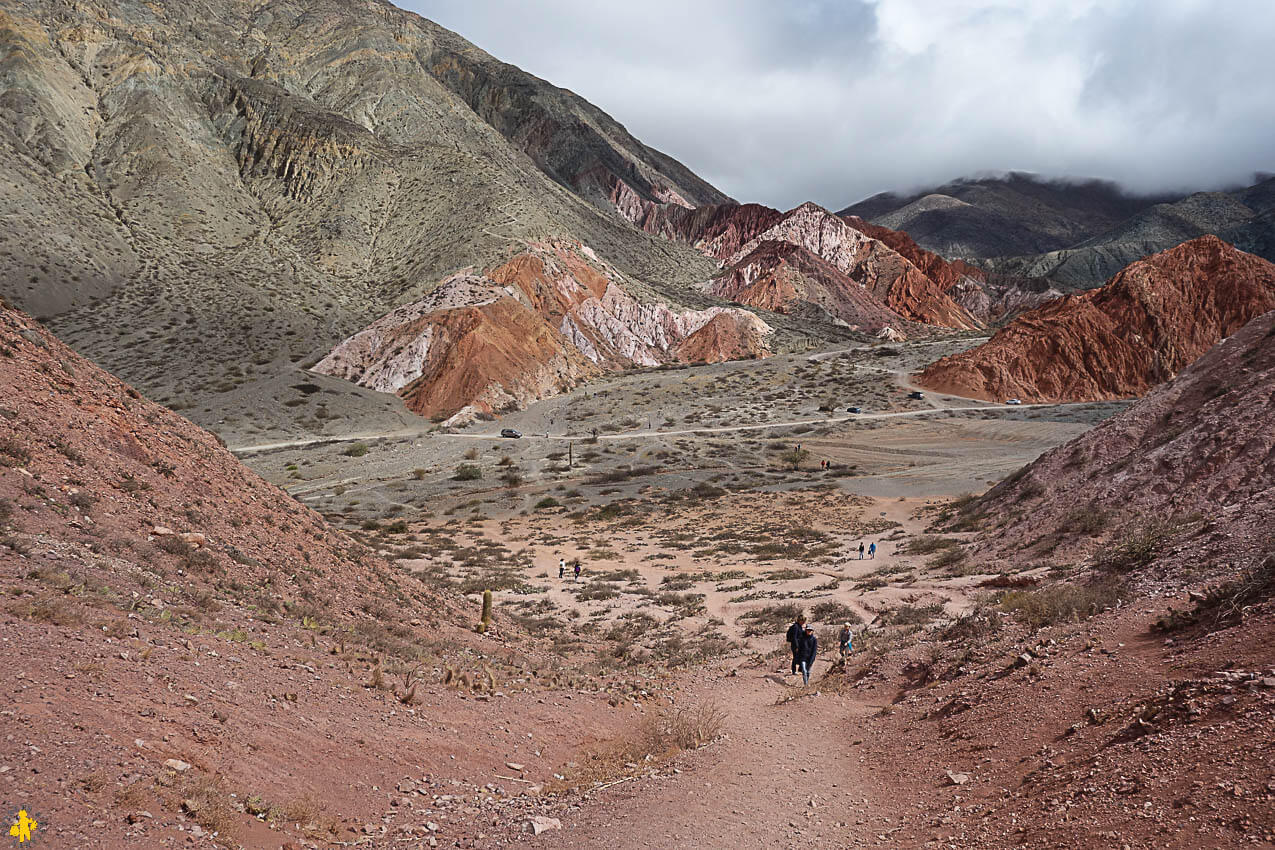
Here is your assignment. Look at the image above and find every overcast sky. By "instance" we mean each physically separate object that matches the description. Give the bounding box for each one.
[404,0,1275,209]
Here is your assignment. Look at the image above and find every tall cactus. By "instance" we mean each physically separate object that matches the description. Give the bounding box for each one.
[477,588,493,633]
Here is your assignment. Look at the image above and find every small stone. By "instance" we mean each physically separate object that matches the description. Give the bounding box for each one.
[183,694,199,706]
[164,758,191,772]
[527,816,561,835]
[944,770,970,786]
[505,762,524,772]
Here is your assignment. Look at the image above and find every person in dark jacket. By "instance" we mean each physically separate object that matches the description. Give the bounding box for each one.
[798,626,818,685]
[785,615,806,674]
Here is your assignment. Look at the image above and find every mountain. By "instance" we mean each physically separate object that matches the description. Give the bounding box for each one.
[839,172,1176,258]
[617,200,984,334]
[914,236,1275,402]
[314,240,771,421]
[843,172,1275,297]
[980,180,1275,289]
[967,305,1275,570]
[0,0,748,442]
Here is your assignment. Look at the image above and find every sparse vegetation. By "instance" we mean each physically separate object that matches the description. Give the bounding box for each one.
[999,579,1127,628]
[1095,519,1174,573]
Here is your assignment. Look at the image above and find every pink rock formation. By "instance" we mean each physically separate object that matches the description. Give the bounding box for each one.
[314,241,772,418]
[615,196,982,331]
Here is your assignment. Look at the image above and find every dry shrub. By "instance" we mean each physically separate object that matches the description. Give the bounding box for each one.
[8,594,82,626]
[810,600,862,624]
[1157,555,1275,633]
[1095,520,1174,572]
[999,579,1126,629]
[902,535,961,555]
[879,603,944,626]
[271,795,337,838]
[737,602,803,636]
[176,774,236,839]
[644,701,726,752]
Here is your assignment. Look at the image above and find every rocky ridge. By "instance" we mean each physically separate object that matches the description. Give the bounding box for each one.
[614,197,984,334]
[914,236,1275,402]
[315,241,772,419]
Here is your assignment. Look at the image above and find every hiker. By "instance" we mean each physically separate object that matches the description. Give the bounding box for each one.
[573,561,581,581]
[785,614,806,675]
[559,558,566,579]
[798,625,818,685]
[868,541,876,559]
[838,622,853,659]
[858,541,865,560]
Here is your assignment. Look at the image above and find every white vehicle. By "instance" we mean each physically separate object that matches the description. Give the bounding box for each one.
[1005,398,1022,405]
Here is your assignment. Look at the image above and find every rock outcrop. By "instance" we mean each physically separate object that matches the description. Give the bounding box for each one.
[315,241,772,418]
[971,306,1275,568]
[914,236,1275,402]
[617,198,983,332]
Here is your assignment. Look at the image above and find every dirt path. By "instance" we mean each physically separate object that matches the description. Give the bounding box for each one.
[532,662,897,850]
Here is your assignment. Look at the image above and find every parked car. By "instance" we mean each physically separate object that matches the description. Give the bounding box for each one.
[846,406,862,414]
[907,391,924,400]
[500,428,522,438]
[1005,398,1022,405]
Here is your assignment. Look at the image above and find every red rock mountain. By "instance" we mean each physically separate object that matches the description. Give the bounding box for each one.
[914,236,1275,402]
[314,241,772,420]
[969,306,1275,569]
[613,196,983,334]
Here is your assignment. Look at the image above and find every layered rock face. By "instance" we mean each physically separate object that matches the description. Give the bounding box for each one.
[972,306,1275,567]
[315,242,772,419]
[915,236,1275,402]
[616,197,983,333]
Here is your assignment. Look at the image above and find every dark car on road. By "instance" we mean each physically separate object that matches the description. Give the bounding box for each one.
[847,406,862,414]
[907,391,924,400]
[500,428,522,438]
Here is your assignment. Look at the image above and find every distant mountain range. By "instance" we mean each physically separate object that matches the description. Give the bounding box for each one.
[840,171,1275,290]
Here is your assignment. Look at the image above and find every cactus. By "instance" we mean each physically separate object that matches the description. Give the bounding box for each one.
[477,588,493,633]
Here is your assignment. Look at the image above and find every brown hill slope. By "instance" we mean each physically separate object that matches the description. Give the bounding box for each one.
[967,306,1275,570]
[0,0,738,442]
[0,302,632,846]
[915,236,1275,402]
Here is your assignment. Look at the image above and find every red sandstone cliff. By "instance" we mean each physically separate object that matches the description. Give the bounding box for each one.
[914,236,1275,402]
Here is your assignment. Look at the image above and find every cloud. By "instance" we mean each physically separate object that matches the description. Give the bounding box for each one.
[404,0,1275,209]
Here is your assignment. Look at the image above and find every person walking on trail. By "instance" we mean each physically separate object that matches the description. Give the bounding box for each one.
[858,541,865,560]
[785,614,806,675]
[838,623,853,659]
[573,561,581,581]
[868,541,876,560]
[798,625,818,685]
[558,558,566,579]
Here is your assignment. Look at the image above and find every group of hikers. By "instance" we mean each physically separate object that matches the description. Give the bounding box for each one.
[785,614,854,685]
[558,557,580,581]
[857,540,876,559]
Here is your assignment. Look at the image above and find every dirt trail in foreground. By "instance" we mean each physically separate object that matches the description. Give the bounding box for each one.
[533,663,898,850]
